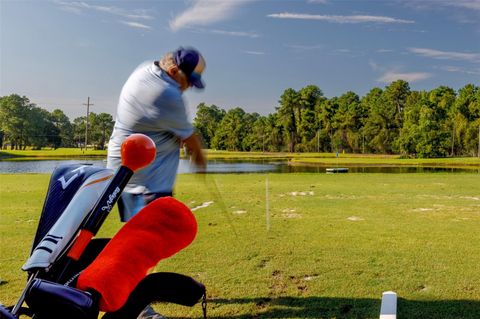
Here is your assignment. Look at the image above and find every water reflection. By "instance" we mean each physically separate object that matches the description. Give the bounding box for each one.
[0,159,478,174]
[0,159,106,174]
[284,165,479,174]
[0,159,278,174]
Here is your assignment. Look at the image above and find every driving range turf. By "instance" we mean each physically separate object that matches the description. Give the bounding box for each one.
[1,172,480,318]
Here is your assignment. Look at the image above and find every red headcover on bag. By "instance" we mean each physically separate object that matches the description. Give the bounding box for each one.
[76,197,197,312]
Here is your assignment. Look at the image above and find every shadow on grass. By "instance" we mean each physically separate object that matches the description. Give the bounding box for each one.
[0,151,23,159]
[171,296,480,319]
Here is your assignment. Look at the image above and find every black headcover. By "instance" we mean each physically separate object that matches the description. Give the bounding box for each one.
[103,272,206,319]
[25,279,98,319]
[0,305,16,319]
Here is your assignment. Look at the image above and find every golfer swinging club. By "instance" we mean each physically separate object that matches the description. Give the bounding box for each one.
[106,47,207,319]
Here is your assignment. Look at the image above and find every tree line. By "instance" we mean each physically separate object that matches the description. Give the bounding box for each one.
[194,81,480,158]
[0,94,114,150]
[1,81,479,157]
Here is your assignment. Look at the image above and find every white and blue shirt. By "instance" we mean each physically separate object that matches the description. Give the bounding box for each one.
[107,61,193,194]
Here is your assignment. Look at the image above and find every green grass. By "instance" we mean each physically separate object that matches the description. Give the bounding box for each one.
[205,150,400,160]
[1,173,480,318]
[0,148,107,159]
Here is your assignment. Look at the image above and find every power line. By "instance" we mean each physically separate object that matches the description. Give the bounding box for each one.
[83,97,93,150]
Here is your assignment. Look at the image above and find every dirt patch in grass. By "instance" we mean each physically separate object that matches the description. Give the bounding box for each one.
[233,210,247,214]
[191,201,214,211]
[288,191,314,196]
[347,216,364,221]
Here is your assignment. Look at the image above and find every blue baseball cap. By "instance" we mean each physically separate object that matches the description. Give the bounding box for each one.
[174,47,206,89]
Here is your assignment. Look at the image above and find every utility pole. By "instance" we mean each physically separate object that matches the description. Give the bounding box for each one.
[291,131,294,153]
[451,125,455,157]
[362,132,365,154]
[83,97,93,150]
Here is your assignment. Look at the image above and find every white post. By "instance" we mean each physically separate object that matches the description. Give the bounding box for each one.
[266,175,270,231]
[379,291,397,319]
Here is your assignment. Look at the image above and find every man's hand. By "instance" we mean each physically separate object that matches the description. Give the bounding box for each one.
[183,133,206,172]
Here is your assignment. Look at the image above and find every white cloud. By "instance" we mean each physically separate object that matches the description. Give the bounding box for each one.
[267,13,414,24]
[285,44,323,51]
[442,66,462,72]
[377,71,431,83]
[400,1,480,24]
[369,60,381,71]
[244,50,265,55]
[120,21,152,30]
[409,48,480,63]
[401,0,480,11]
[449,0,480,10]
[57,4,82,15]
[429,0,480,11]
[307,0,328,4]
[169,0,251,31]
[54,1,153,20]
[437,65,480,75]
[376,49,394,53]
[204,28,260,38]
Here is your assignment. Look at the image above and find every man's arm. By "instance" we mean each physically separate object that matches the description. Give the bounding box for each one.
[183,133,206,172]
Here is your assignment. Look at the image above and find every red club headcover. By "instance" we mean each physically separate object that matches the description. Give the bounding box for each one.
[76,197,197,312]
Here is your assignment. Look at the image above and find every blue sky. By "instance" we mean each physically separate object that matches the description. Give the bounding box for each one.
[1,0,479,120]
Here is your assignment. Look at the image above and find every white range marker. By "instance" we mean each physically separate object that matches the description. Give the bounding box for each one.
[266,175,270,231]
[379,291,397,319]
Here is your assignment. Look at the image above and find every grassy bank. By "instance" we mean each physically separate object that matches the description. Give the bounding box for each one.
[289,155,480,168]
[206,150,480,168]
[1,173,480,318]
[0,148,107,159]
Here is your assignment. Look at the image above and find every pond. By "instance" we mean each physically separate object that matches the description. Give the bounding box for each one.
[0,159,276,174]
[0,159,478,174]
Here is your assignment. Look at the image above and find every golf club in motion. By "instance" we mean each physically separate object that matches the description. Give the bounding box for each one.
[194,172,238,237]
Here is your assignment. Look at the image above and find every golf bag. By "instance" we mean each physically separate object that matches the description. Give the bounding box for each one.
[0,134,206,319]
